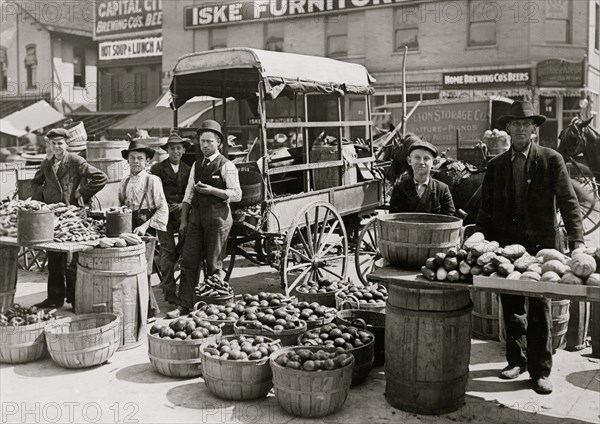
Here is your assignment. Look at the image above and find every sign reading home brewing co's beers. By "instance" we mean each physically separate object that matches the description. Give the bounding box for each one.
[94,0,163,38]
[184,0,414,28]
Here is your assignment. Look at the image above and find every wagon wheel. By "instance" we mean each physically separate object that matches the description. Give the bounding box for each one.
[280,201,348,296]
[223,252,236,282]
[17,247,48,272]
[354,216,381,286]
[578,177,600,235]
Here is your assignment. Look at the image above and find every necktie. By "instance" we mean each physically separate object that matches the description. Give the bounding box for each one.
[512,152,526,212]
[201,158,209,167]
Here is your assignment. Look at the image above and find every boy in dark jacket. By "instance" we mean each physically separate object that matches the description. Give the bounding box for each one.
[32,128,108,308]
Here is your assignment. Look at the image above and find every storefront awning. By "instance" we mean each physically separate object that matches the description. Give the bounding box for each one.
[0,119,27,137]
[2,100,64,132]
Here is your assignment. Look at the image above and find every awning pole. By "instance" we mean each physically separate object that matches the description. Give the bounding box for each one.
[401,46,408,139]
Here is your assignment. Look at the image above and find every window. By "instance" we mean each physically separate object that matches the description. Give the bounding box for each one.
[134,73,148,106]
[326,15,347,57]
[468,0,496,46]
[209,27,227,50]
[595,4,599,50]
[265,22,284,52]
[0,46,7,90]
[73,47,85,87]
[545,0,571,44]
[394,6,419,51]
[111,75,122,106]
[25,44,37,89]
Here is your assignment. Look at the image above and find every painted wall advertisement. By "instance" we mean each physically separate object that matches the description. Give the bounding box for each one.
[94,0,163,38]
[99,36,163,60]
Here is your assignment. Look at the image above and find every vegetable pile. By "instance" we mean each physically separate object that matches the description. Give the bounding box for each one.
[277,302,337,324]
[202,335,281,361]
[149,317,221,340]
[296,277,344,294]
[192,303,247,322]
[298,323,374,350]
[335,283,387,306]
[236,307,306,332]
[96,233,143,248]
[273,348,353,371]
[238,292,294,309]
[0,303,57,326]
[195,275,234,297]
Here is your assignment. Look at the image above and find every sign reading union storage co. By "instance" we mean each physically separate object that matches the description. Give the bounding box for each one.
[536,58,585,88]
[184,0,414,28]
[99,36,163,60]
[442,68,531,88]
[94,0,163,38]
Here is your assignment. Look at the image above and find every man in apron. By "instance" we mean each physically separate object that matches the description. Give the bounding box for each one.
[166,120,242,319]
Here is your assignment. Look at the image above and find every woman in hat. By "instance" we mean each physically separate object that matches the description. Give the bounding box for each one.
[166,120,242,318]
[119,139,169,321]
[32,128,108,309]
[389,138,455,216]
[477,101,584,394]
[150,133,192,305]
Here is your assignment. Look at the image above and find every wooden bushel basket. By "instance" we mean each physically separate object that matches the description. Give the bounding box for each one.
[148,330,221,378]
[377,213,462,269]
[335,292,386,313]
[336,310,386,367]
[45,313,120,369]
[234,320,307,346]
[199,335,281,400]
[471,289,500,341]
[270,346,354,418]
[0,246,18,313]
[551,299,570,352]
[295,289,337,308]
[0,321,48,364]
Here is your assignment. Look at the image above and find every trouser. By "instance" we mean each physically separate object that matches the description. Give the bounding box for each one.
[501,294,553,378]
[144,228,163,317]
[179,204,232,309]
[157,214,183,296]
[46,251,77,303]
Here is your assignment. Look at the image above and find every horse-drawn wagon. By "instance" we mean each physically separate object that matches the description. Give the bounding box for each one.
[168,48,385,295]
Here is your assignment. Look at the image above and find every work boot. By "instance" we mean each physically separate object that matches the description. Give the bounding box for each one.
[164,293,179,305]
[165,306,189,319]
[533,377,553,394]
[499,364,527,380]
[34,298,64,309]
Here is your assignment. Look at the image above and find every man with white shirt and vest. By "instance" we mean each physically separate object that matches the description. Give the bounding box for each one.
[166,120,242,318]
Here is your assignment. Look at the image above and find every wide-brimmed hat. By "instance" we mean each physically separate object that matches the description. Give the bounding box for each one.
[121,139,155,160]
[408,140,438,158]
[164,132,191,149]
[196,120,223,141]
[498,101,546,127]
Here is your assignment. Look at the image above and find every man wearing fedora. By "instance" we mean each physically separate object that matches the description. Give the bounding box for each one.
[166,120,242,318]
[32,128,108,309]
[150,133,192,305]
[119,139,169,321]
[477,101,584,394]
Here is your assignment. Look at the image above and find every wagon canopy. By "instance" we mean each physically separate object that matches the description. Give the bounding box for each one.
[170,48,375,109]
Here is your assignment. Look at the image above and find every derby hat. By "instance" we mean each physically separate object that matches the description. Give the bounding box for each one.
[164,132,191,149]
[498,101,546,127]
[408,140,438,158]
[196,120,224,141]
[121,139,155,160]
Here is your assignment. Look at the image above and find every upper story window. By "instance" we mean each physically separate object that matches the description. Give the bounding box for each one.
[468,0,497,46]
[25,44,37,89]
[326,15,347,57]
[0,46,7,90]
[545,0,571,44]
[265,22,284,52]
[394,6,419,51]
[209,27,227,50]
[73,47,86,87]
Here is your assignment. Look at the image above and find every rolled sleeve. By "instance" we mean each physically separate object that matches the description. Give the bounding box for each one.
[148,176,168,232]
[182,163,196,206]
[222,161,242,203]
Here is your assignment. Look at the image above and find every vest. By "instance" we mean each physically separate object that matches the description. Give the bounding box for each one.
[192,154,228,207]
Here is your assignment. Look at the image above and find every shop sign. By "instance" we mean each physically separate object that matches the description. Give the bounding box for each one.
[99,36,162,60]
[442,68,531,88]
[248,117,300,124]
[94,0,162,39]
[184,0,414,28]
[536,58,584,88]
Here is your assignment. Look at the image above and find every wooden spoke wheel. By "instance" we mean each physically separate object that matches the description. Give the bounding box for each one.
[17,247,48,272]
[354,216,381,286]
[281,202,348,296]
[578,177,600,235]
[223,252,236,282]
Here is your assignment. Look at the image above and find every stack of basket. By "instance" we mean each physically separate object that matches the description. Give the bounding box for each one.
[86,140,130,208]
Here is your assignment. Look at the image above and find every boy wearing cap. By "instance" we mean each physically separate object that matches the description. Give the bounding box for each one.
[166,120,242,318]
[389,139,455,216]
[150,133,192,305]
[31,128,108,309]
[119,139,169,320]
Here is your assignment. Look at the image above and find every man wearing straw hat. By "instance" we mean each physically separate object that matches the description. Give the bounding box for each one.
[150,132,192,305]
[32,128,108,309]
[477,101,584,394]
[166,120,241,319]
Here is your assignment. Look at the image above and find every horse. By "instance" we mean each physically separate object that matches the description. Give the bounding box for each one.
[558,117,600,180]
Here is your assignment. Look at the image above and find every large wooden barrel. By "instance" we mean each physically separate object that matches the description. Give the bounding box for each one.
[86,140,129,160]
[377,213,462,269]
[0,321,48,363]
[551,299,570,352]
[565,301,590,351]
[0,246,18,313]
[471,289,500,341]
[45,313,120,369]
[74,244,149,350]
[385,283,472,415]
[87,158,129,182]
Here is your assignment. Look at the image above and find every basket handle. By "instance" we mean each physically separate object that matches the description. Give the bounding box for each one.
[352,318,368,330]
[339,295,361,310]
[193,301,207,311]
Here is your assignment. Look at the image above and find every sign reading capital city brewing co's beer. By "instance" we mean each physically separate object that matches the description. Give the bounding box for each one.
[94,0,163,39]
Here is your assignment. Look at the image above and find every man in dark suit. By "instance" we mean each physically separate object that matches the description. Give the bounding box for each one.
[389,140,456,216]
[150,133,192,305]
[31,128,108,309]
[477,101,585,394]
